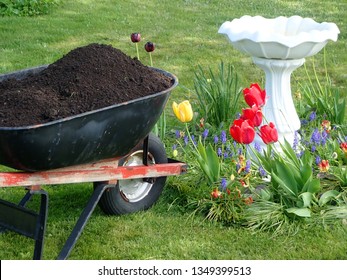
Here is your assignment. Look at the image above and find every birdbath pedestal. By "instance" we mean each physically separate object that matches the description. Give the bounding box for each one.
[218,15,340,151]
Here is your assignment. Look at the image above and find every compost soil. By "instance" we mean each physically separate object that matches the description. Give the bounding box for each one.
[0,43,173,127]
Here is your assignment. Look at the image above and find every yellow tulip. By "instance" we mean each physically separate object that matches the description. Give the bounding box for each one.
[172,100,193,123]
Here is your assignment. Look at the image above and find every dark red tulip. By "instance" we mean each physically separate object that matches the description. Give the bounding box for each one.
[145,41,155,52]
[131,33,141,43]
[259,122,278,144]
[229,119,255,144]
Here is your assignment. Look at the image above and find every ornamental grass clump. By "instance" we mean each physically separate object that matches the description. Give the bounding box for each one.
[194,61,242,128]
[299,56,346,126]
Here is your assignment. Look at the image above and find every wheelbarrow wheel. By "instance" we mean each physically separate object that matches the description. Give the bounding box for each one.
[94,133,167,215]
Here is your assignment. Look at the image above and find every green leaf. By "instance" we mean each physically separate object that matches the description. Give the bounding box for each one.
[197,140,207,161]
[271,171,296,198]
[259,188,272,201]
[286,207,311,217]
[299,192,315,208]
[206,143,220,183]
[274,161,298,196]
[319,190,340,206]
[195,140,220,184]
[250,144,274,174]
[299,163,312,190]
[306,178,321,194]
[301,150,313,166]
[196,155,211,181]
[281,139,300,169]
[337,98,346,124]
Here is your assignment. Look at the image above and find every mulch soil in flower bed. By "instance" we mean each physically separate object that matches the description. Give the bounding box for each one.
[0,43,173,127]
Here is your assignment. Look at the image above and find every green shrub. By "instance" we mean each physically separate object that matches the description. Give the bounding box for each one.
[0,0,59,16]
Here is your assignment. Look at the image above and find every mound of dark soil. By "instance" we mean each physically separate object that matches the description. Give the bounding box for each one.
[0,43,173,127]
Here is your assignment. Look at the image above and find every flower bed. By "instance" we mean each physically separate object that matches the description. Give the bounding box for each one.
[169,63,346,235]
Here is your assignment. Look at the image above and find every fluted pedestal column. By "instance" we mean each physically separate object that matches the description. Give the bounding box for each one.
[252,57,304,151]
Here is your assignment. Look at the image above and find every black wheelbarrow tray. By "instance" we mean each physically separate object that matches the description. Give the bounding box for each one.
[0,66,187,260]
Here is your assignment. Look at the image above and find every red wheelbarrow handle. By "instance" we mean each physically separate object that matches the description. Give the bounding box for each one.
[0,157,187,188]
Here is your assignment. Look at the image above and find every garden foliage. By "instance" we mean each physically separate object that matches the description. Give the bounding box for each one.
[171,60,347,235]
[0,0,58,16]
[194,61,242,128]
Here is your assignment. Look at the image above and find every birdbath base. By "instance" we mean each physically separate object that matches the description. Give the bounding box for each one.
[252,56,305,151]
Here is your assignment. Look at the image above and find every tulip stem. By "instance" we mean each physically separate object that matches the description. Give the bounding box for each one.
[149,52,153,67]
[135,43,140,60]
[185,123,199,152]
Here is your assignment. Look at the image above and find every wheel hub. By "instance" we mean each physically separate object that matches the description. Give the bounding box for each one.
[119,151,155,202]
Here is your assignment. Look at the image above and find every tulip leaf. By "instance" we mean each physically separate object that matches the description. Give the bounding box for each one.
[281,139,300,169]
[273,161,298,196]
[206,143,220,183]
[195,140,220,184]
[196,155,213,184]
[197,140,207,161]
[286,207,311,218]
[271,171,296,198]
[299,192,315,208]
[318,190,340,206]
[300,163,313,190]
[306,178,321,194]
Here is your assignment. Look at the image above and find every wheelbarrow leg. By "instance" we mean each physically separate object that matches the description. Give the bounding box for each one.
[57,183,113,260]
[18,189,34,207]
[33,189,49,260]
[0,189,33,234]
[0,188,48,260]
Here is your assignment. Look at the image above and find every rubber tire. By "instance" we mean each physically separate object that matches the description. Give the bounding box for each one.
[94,133,167,215]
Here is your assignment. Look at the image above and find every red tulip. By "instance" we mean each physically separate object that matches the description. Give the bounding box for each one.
[229,119,255,144]
[258,122,278,144]
[244,196,254,205]
[243,83,266,108]
[318,160,330,172]
[240,105,263,127]
[211,188,222,199]
[340,142,347,158]
[131,33,141,43]
[144,41,155,52]
[341,142,347,153]
[321,120,331,133]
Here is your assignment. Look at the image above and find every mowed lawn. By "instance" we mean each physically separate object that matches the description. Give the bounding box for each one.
[0,0,346,260]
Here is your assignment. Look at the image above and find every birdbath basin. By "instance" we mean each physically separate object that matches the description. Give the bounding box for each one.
[218,15,340,150]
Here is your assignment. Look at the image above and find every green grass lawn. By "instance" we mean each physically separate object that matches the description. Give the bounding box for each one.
[0,0,346,260]
[1,184,346,260]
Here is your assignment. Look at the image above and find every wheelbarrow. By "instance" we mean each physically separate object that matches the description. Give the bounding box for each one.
[0,66,186,260]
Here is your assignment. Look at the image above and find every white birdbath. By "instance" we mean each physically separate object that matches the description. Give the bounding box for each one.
[218,15,340,150]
